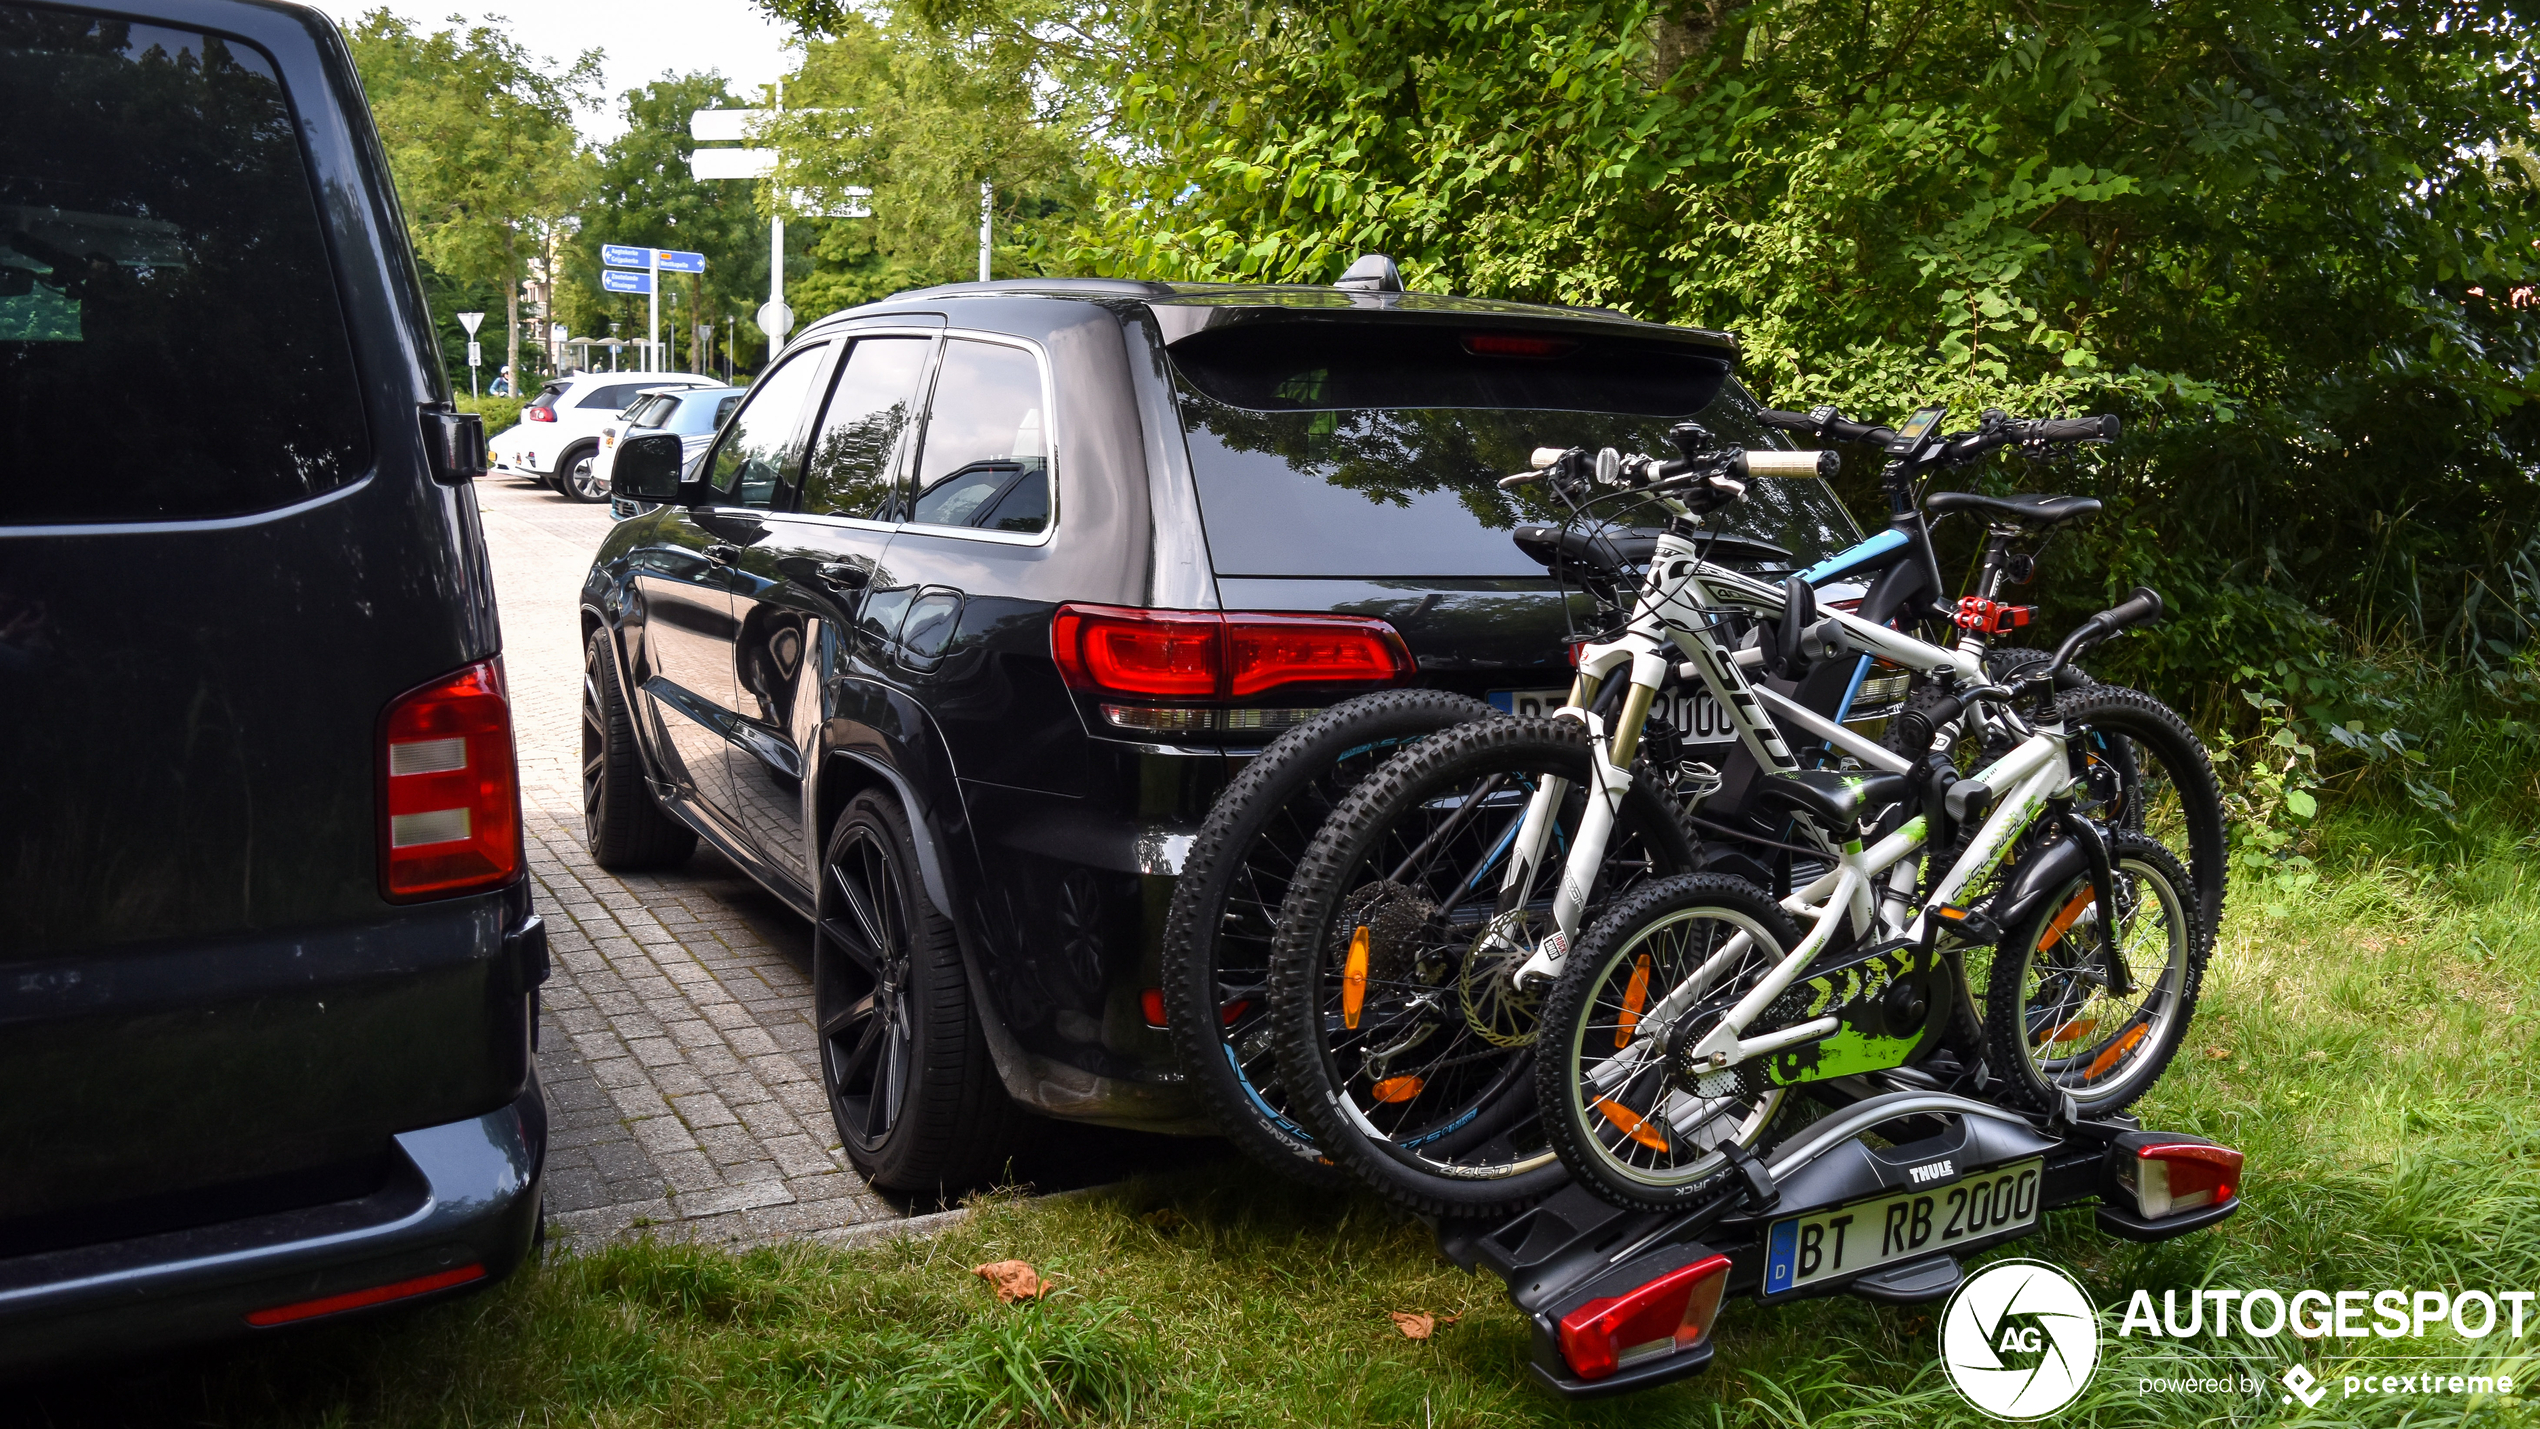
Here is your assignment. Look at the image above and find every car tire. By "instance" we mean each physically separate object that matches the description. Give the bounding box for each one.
[816,790,1024,1195]
[558,444,606,502]
[583,629,697,870]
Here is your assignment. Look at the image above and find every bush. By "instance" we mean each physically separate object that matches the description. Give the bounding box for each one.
[459,393,525,438]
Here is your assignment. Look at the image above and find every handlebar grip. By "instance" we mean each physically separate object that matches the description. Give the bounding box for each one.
[1735,449,1839,479]
[2097,585,2163,632]
[2034,414,2120,443]
[1529,446,1569,471]
[1496,471,1542,490]
[1755,409,1816,433]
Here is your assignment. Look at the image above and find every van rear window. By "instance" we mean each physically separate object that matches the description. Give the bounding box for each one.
[0,7,370,525]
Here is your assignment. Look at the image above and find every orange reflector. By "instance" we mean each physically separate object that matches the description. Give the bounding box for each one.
[2036,889,2096,951]
[1371,1075,1425,1103]
[1615,954,1652,1048]
[1140,988,1168,1027]
[2084,1021,2150,1079]
[246,1263,485,1327]
[2047,1016,2102,1045]
[1341,925,1371,1030]
[1595,1097,1671,1152]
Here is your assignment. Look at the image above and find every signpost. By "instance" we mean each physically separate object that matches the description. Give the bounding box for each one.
[456,310,485,397]
[688,101,866,360]
[599,246,706,372]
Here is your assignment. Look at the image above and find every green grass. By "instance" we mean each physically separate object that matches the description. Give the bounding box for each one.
[31,824,2540,1428]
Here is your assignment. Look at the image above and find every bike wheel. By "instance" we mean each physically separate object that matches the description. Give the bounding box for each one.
[1161,689,1499,1190]
[1537,873,1802,1210]
[2055,685,2227,947]
[1984,832,2204,1115]
[1269,716,1697,1217]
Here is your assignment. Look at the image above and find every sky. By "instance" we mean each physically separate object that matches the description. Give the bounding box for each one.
[297,0,802,145]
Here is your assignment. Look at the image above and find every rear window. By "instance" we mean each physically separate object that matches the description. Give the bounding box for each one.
[627,395,677,428]
[1,7,369,525]
[1170,329,1856,578]
[580,382,657,411]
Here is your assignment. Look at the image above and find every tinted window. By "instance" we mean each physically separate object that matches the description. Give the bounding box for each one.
[533,382,568,407]
[909,339,1047,534]
[1178,377,1856,578]
[581,382,657,411]
[714,395,743,428]
[801,336,931,520]
[1170,322,1730,415]
[628,395,676,428]
[1,8,368,525]
[706,345,827,510]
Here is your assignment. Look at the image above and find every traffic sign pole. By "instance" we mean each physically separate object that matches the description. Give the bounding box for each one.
[648,248,660,371]
[456,310,486,398]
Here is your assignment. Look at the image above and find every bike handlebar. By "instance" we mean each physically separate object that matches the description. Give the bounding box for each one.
[1757,406,1893,445]
[2035,585,2164,691]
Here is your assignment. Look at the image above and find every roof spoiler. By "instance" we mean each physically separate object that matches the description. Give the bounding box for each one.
[1334,254,1404,293]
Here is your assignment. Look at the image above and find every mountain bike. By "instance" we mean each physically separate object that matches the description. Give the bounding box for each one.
[1266,420,2208,1215]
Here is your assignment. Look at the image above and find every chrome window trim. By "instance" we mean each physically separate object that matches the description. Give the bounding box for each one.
[896,327,1059,549]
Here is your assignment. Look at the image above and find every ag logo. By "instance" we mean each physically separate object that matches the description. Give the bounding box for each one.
[1938,1258,2100,1420]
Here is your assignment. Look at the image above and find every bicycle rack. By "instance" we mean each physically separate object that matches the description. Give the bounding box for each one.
[1433,1081,2243,1399]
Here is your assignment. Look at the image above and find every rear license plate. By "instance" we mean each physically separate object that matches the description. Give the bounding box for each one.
[1488,687,1738,746]
[1760,1157,2044,1297]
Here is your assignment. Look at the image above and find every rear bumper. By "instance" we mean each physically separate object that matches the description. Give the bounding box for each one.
[0,1080,546,1377]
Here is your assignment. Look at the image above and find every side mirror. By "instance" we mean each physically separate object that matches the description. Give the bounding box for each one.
[611,433,684,501]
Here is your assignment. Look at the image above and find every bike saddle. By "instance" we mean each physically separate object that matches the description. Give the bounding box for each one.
[1923,491,2103,526]
[1754,768,1915,839]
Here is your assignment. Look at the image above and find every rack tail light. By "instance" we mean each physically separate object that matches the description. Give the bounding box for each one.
[1556,1253,1732,1381]
[379,658,522,902]
[2114,1139,2242,1219]
[1051,605,1412,709]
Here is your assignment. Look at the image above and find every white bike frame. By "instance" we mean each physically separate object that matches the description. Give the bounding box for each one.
[1503,514,2082,1079]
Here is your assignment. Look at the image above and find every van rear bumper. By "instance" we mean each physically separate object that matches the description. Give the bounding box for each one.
[0,1080,546,1377]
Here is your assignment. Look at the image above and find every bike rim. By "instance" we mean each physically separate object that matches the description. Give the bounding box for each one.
[2017,856,2185,1102]
[1564,905,1788,1189]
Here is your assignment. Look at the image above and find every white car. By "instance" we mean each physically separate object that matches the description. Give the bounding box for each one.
[486,371,722,502]
[593,385,748,518]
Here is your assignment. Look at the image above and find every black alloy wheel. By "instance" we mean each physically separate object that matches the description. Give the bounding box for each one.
[561,446,608,502]
[582,629,696,869]
[815,791,1020,1191]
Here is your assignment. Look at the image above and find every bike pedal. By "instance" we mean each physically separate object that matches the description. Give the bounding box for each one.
[1928,902,2003,945]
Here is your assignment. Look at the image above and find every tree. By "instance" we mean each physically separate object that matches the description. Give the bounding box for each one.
[565,73,772,374]
[761,0,2540,698]
[761,9,1092,315]
[348,10,598,390]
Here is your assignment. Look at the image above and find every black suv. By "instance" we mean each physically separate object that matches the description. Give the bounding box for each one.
[589,271,1865,1191]
[0,0,544,1370]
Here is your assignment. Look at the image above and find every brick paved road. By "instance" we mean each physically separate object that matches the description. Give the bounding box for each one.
[477,476,908,1248]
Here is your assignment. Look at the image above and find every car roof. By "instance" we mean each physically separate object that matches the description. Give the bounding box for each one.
[801,276,1738,362]
[550,372,718,388]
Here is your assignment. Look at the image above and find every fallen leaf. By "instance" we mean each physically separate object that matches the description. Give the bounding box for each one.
[972,1259,1050,1302]
[1139,1207,1186,1231]
[2204,1046,2233,1060]
[1391,1311,1459,1340]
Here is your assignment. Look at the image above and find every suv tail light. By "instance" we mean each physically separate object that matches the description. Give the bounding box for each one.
[2114,1140,2242,1219]
[526,405,556,422]
[379,658,521,901]
[1051,605,1412,717]
[1557,1254,1732,1380]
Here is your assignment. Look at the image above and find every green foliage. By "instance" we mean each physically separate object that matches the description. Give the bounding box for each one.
[564,72,770,372]
[2217,679,2326,918]
[456,393,524,437]
[346,9,599,385]
[764,8,1095,317]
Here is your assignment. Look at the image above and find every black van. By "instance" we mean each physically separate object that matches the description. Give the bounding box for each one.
[0,0,545,1370]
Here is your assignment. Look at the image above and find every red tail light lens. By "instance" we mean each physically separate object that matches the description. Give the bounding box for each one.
[1464,332,1580,358]
[2119,1141,2242,1218]
[1051,605,1410,701]
[379,658,521,902]
[1557,1254,1732,1381]
[526,405,556,422]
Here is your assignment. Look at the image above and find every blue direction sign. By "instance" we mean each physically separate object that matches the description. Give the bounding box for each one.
[600,269,653,295]
[601,244,707,272]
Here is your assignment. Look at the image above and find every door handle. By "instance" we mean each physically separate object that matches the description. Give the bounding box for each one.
[704,543,743,565]
[777,553,869,592]
[814,562,869,590]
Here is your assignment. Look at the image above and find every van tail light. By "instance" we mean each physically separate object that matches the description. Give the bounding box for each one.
[1051,604,1412,709]
[379,658,522,902]
[1557,1254,1732,1381]
[2115,1140,2242,1219]
[526,405,556,422]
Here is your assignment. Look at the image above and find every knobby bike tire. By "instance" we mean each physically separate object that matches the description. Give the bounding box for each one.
[1160,689,1498,1190]
[1268,716,1697,1218]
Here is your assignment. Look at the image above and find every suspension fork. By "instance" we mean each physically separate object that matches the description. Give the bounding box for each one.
[1510,649,1670,985]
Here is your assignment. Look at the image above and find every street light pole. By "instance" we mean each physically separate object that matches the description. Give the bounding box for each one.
[978,179,992,283]
[647,247,661,372]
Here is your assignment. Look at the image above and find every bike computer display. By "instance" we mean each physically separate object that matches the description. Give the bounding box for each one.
[1887,405,1947,454]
